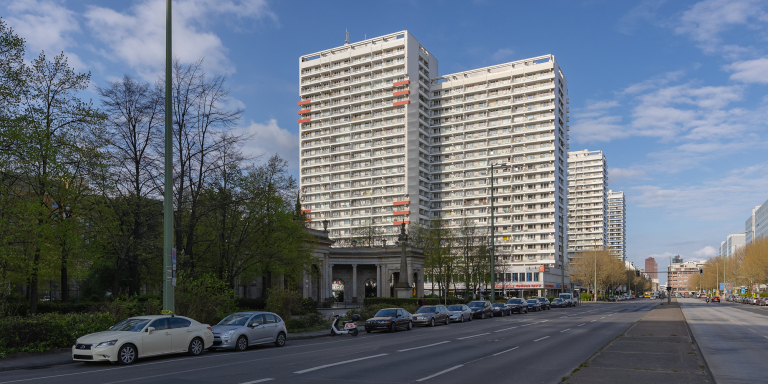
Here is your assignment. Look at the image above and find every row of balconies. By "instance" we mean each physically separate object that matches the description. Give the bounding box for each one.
[300,63,407,93]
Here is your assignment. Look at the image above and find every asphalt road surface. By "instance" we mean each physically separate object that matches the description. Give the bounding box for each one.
[1,301,658,384]
[679,297,768,384]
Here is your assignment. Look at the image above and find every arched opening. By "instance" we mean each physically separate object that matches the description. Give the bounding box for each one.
[332,279,345,302]
[364,279,377,298]
[412,272,419,297]
[311,264,321,303]
[390,272,399,297]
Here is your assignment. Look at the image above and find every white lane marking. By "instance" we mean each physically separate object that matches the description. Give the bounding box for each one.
[540,320,549,323]
[577,323,586,327]
[398,341,450,352]
[559,316,567,318]
[456,333,490,340]
[494,326,519,333]
[240,379,274,384]
[600,317,606,319]
[415,365,464,382]
[520,323,534,327]
[560,328,571,333]
[294,353,388,374]
[493,346,519,356]
[591,320,597,322]
[534,336,550,342]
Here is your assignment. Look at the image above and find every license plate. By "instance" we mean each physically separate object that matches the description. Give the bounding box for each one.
[344,323,356,329]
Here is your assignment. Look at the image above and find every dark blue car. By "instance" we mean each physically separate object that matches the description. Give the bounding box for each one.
[526,299,542,312]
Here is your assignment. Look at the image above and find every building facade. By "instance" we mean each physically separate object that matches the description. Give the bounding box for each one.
[298,31,571,296]
[720,233,745,256]
[607,190,626,260]
[668,260,705,292]
[567,149,607,257]
[745,205,761,244]
[747,198,768,243]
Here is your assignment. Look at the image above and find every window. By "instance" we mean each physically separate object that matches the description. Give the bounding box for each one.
[527,273,533,281]
[533,273,540,282]
[264,314,277,324]
[149,318,169,330]
[169,318,191,328]
[249,314,265,326]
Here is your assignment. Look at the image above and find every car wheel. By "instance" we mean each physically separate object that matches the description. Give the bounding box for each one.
[468,314,472,321]
[235,336,248,352]
[366,330,371,333]
[460,315,464,323]
[408,321,413,330]
[389,323,396,333]
[188,338,204,356]
[274,332,286,347]
[118,344,136,365]
[481,312,485,319]
[445,317,449,325]
[430,318,435,327]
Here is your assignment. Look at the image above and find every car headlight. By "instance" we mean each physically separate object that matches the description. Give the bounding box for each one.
[221,330,235,338]
[96,340,117,348]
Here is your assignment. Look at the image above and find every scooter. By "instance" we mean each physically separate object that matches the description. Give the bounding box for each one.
[330,314,361,337]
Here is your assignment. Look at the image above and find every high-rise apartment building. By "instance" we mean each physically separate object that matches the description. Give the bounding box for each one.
[645,257,658,281]
[298,31,571,295]
[607,190,626,260]
[720,233,745,256]
[566,149,607,257]
[746,199,768,244]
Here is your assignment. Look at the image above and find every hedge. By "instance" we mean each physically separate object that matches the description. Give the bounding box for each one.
[362,297,471,307]
[0,313,116,357]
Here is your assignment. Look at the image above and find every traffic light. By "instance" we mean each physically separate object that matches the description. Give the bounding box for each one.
[635,270,640,277]
[699,268,703,275]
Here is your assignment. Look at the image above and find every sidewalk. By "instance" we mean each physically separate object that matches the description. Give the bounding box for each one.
[563,299,713,384]
[0,325,357,372]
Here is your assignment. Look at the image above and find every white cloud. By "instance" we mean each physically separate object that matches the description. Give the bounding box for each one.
[84,0,276,80]
[238,119,299,169]
[491,48,514,62]
[725,57,768,84]
[674,0,764,54]
[586,100,620,110]
[692,246,717,258]
[621,70,684,94]
[4,0,87,71]
[609,167,646,181]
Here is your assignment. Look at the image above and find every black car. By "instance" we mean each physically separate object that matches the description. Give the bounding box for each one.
[365,308,413,333]
[535,297,551,310]
[506,298,529,314]
[468,301,493,319]
[491,303,511,317]
[550,298,567,308]
[526,299,542,312]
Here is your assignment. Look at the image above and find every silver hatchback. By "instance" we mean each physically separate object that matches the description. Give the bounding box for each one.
[210,312,287,351]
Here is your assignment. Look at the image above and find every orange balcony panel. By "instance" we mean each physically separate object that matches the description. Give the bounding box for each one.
[305,218,311,222]
[393,90,410,96]
[301,209,311,213]
[393,100,410,106]
[298,109,311,115]
[393,210,410,215]
[393,221,411,225]
[393,80,410,86]
[298,118,311,124]
[393,201,410,206]
[298,100,311,106]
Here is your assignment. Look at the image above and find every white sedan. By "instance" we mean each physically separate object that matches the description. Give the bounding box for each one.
[72,315,214,364]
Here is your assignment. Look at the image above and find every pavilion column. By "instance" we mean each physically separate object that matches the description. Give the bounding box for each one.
[352,264,358,303]
[376,264,382,297]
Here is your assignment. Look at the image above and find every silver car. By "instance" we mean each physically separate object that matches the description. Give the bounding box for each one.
[210,312,287,351]
[447,304,472,323]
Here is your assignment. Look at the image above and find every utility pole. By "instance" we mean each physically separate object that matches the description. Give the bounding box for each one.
[162,0,174,313]
[593,239,597,302]
[490,163,495,301]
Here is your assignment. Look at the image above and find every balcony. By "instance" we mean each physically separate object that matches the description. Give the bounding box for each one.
[393,100,410,106]
[298,109,311,115]
[298,118,311,124]
[298,100,311,106]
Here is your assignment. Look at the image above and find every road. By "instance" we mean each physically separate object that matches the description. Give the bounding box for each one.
[1,301,657,384]
[679,297,768,384]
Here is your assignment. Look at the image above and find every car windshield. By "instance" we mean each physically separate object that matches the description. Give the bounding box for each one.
[536,298,546,302]
[416,307,436,313]
[447,305,464,311]
[374,309,397,317]
[217,313,251,326]
[507,299,523,304]
[553,299,562,302]
[109,318,151,332]
[559,294,571,299]
[468,302,485,307]
[527,300,537,303]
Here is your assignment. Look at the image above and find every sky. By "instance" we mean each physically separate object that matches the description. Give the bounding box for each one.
[3,0,768,284]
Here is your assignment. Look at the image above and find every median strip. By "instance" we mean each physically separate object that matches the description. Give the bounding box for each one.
[293,354,388,374]
[456,333,490,340]
[492,346,519,356]
[397,341,450,352]
[534,336,550,342]
[415,365,464,382]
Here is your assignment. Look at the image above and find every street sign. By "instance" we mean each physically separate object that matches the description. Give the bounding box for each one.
[172,278,176,287]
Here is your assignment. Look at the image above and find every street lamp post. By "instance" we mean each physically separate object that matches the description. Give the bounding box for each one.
[593,239,597,302]
[162,0,174,313]
[489,162,496,301]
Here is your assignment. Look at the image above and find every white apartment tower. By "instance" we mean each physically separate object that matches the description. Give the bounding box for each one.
[567,149,608,257]
[298,31,570,294]
[607,190,626,260]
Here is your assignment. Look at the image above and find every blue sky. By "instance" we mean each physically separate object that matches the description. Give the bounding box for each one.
[4,0,768,282]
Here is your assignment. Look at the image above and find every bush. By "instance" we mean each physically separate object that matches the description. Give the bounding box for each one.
[175,273,236,326]
[284,312,330,331]
[363,297,419,307]
[265,288,303,321]
[0,313,116,357]
[546,297,556,302]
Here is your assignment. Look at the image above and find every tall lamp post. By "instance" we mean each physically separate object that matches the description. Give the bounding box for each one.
[593,239,597,302]
[162,0,174,313]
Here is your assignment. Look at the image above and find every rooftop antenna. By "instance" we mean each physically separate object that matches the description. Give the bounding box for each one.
[345,29,349,45]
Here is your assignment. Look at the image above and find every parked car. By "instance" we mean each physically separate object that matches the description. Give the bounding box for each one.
[558,293,575,307]
[506,298,529,314]
[759,298,768,306]
[710,296,720,303]
[210,312,287,351]
[468,301,493,319]
[365,308,413,333]
[491,303,511,317]
[447,304,472,323]
[535,297,551,310]
[412,305,450,327]
[526,299,543,312]
[72,315,214,365]
[550,298,567,308]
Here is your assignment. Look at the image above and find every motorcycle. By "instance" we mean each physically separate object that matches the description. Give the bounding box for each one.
[330,314,361,337]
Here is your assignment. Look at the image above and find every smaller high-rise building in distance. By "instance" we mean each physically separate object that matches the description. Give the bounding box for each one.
[567,149,607,257]
[607,190,626,260]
